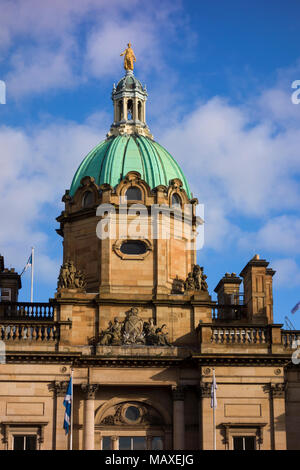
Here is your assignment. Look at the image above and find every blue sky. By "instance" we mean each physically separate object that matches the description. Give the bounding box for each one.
[0,0,300,327]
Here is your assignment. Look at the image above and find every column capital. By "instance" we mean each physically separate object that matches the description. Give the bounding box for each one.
[81,383,99,399]
[198,381,211,398]
[50,381,69,397]
[172,385,185,401]
[263,382,286,398]
[111,435,119,441]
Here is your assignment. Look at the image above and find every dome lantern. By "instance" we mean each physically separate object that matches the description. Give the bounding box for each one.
[108,70,153,139]
[108,43,152,139]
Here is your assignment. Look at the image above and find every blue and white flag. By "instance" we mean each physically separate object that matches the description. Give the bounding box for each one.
[210,369,217,409]
[292,302,300,315]
[21,253,32,276]
[63,377,72,435]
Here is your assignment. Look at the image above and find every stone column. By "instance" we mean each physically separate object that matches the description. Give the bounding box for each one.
[111,435,119,450]
[123,98,127,121]
[198,382,211,450]
[264,383,287,450]
[199,380,214,450]
[52,381,69,450]
[113,100,118,123]
[133,98,138,122]
[81,384,99,450]
[172,386,185,450]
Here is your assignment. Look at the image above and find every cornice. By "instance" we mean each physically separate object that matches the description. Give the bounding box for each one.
[3,351,294,368]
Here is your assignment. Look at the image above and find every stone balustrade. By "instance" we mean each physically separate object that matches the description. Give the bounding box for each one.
[211,326,269,344]
[0,322,60,341]
[281,330,300,349]
[0,302,57,320]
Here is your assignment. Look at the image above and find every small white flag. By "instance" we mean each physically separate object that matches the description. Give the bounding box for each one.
[211,369,217,409]
[21,253,32,276]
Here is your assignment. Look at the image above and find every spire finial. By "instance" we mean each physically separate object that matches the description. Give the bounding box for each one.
[120,42,136,72]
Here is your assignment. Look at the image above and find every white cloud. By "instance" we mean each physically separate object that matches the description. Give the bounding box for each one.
[160,97,300,217]
[86,19,163,79]
[272,258,300,288]
[0,117,107,283]
[7,47,76,97]
[1,0,185,97]
[238,216,300,255]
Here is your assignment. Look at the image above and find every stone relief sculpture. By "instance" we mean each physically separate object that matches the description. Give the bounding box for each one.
[98,308,171,346]
[57,260,87,290]
[123,307,145,344]
[98,318,122,346]
[171,275,185,294]
[184,264,208,292]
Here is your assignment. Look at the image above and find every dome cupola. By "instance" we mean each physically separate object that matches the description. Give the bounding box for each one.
[69,43,191,199]
[108,69,152,139]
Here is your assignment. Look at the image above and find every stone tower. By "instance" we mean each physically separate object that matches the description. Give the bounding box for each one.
[56,67,212,346]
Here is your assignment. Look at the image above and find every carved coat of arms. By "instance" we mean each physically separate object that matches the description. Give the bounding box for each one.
[123,307,145,344]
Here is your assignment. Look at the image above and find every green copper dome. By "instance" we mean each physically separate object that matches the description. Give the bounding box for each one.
[69,135,191,198]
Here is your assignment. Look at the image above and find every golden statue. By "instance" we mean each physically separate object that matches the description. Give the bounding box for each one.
[120,43,136,72]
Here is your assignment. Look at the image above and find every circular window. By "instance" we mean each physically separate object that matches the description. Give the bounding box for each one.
[125,406,140,422]
[120,240,147,255]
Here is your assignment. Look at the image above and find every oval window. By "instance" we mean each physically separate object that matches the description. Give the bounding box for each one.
[125,406,140,422]
[126,186,142,200]
[120,240,147,255]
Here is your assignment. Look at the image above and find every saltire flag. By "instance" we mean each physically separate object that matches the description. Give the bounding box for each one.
[63,377,72,435]
[21,253,32,276]
[210,369,217,409]
[291,302,300,315]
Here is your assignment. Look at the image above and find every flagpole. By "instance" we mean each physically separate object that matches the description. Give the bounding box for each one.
[70,368,73,451]
[30,247,34,303]
[213,368,216,450]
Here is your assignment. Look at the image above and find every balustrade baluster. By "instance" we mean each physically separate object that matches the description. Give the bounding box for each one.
[16,325,21,340]
[21,325,27,340]
[219,329,224,344]
[31,325,37,340]
[215,329,219,343]
[48,326,53,341]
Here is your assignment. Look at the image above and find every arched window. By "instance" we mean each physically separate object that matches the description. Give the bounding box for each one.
[126,186,142,200]
[99,401,165,450]
[171,193,181,207]
[127,99,133,120]
[138,101,142,121]
[118,100,123,121]
[82,191,94,208]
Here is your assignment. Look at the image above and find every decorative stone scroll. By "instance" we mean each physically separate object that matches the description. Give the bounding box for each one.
[100,402,161,426]
[98,307,171,347]
[184,264,208,292]
[57,260,86,290]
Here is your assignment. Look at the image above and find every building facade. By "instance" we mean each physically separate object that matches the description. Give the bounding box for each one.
[0,66,299,451]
